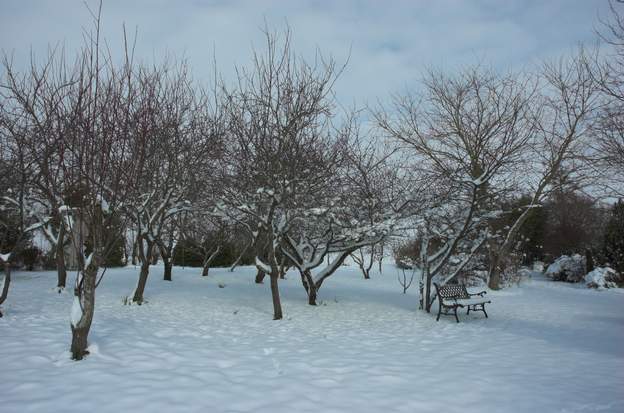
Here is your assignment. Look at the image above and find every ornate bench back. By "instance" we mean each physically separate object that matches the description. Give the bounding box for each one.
[436,283,470,300]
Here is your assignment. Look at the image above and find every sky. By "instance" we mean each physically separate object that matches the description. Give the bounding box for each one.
[0,0,611,107]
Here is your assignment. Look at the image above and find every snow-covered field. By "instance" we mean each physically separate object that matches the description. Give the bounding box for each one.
[1,264,623,413]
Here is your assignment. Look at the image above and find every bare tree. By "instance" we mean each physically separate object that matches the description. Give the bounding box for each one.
[129,189,190,302]
[216,27,348,318]
[591,0,624,196]
[281,209,393,305]
[0,49,75,290]
[377,66,534,310]
[0,107,39,316]
[6,2,149,358]
[397,268,415,294]
[279,120,403,304]
[350,247,375,279]
[177,211,229,277]
[126,61,218,302]
[343,132,400,280]
[488,50,598,289]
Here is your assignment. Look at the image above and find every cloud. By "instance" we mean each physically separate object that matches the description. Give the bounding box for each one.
[0,0,607,106]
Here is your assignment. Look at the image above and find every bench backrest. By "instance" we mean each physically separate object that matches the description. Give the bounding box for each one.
[434,283,470,300]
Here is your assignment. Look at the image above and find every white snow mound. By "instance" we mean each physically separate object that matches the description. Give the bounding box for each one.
[585,267,620,289]
[545,254,586,282]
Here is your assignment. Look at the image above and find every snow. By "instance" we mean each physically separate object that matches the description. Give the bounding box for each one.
[70,295,83,327]
[84,253,94,269]
[1,265,623,412]
[24,222,43,233]
[453,297,490,306]
[97,195,110,213]
[255,257,272,274]
[0,252,11,262]
[585,267,620,289]
[532,261,545,272]
[308,207,327,216]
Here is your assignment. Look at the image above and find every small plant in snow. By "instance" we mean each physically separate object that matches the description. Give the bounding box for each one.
[397,268,415,294]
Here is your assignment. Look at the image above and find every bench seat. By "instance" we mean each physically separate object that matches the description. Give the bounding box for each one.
[453,297,490,306]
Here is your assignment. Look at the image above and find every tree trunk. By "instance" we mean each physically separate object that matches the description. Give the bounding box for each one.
[133,260,150,304]
[56,224,67,290]
[488,255,502,291]
[301,270,318,305]
[158,235,176,282]
[270,272,283,320]
[419,279,431,312]
[308,248,357,300]
[299,270,318,305]
[300,272,309,292]
[70,324,89,360]
[363,247,375,279]
[419,266,436,313]
[0,262,11,317]
[378,243,384,274]
[133,241,154,304]
[307,284,317,306]
[353,248,374,279]
[279,256,288,279]
[419,238,431,312]
[255,269,266,284]
[425,271,433,312]
[71,262,97,360]
[163,258,172,281]
[202,246,221,277]
[131,240,138,265]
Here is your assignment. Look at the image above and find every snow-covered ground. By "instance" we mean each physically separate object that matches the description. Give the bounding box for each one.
[1,264,623,413]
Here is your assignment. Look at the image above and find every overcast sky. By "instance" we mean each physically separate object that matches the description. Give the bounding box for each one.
[0,0,610,106]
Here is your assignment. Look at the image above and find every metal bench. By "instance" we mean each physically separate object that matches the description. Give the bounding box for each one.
[433,282,490,323]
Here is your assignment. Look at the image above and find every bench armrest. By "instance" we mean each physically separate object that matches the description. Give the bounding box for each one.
[468,290,487,297]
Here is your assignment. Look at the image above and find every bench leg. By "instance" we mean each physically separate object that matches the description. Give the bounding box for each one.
[482,304,488,318]
[454,306,460,323]
[436,303,442,321]
[466,306,470,315]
